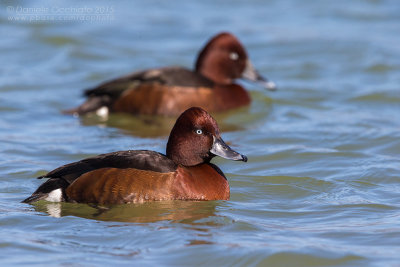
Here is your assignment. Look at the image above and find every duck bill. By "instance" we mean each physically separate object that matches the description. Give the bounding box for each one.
[241,60,277,91]
[210,136,248,162]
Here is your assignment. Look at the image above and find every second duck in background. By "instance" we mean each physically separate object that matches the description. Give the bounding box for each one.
[66,32,276,117]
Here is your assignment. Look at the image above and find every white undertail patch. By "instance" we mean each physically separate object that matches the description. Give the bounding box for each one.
[96,106,109,118]
[44,188,63,202]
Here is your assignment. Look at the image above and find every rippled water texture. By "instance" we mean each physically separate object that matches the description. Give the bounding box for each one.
[1,0,400,266]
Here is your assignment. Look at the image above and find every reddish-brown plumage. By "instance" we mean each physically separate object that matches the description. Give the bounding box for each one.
[66,32,274,116]
[66,164,229,204]
[174,165,230,201]
[111,84,250,116]
[23,107,247,205]
[66,168,177,204]
[195,33,248,84]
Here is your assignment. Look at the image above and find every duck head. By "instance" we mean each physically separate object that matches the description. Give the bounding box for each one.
[195,32,276,90]
[166,107,247,166]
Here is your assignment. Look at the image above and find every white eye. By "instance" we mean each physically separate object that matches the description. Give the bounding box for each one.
[229,52,239,60]
[195,129,203,135]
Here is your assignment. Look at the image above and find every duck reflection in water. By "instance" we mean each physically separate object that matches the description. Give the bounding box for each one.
[32,200,221,224]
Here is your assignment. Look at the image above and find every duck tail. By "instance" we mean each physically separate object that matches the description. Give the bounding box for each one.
[62,95,111,116]
[22,178,69,203]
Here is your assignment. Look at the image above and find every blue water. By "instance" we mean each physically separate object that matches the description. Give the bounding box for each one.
[1,0,400,266]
